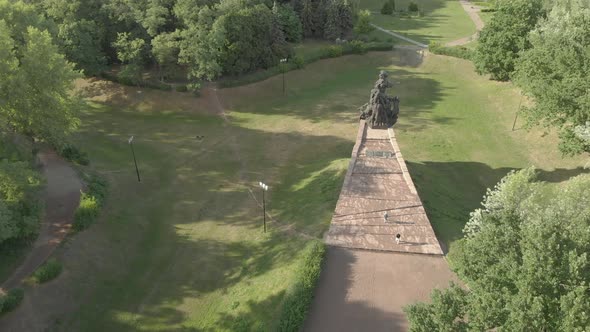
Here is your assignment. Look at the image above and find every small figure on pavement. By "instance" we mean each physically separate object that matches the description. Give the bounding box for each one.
[395,233,401,245]
[383,211,388,222]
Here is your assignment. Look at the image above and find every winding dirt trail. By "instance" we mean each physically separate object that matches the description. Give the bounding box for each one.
[0,150,82,293]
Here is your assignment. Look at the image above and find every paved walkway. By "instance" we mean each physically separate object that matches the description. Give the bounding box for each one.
[371,24,428,48]
[0,150,82,294]
[324,123,442,255]
[304,247,458,331]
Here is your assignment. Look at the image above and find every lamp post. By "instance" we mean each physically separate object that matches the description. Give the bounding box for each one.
[280,58,287,95]
[128,136,141,182]
[258,181,269,232]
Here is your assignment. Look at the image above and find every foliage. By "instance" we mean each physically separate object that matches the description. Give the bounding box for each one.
[277,240,325,332]
[151,31,180,82]
[73,172,107,231]
[513,0,590,155]
[354,9,374,34]
[273,3,303,43]
[56,19,107,75]
[323,0,354,40]
[0,4,81,147]
[472,0,544,81]
[429,42,473,60]
[408,1,419,12]
[326,45,343,57]
[381,1,394,14]
[0,288,24,315]
[30,258,62,283]
[113,32,147,85]
[404,283,469,332]
[409,168,590,331]
[0,160,42,245]
[60,144,90,165]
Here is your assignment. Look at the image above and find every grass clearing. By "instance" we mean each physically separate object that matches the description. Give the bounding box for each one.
[361,0,477,44]
[3,50,586,331]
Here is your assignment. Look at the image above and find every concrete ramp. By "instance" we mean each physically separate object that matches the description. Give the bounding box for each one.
[324,121,443,255]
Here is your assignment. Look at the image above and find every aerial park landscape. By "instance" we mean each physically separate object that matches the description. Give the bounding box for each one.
[0,0,589,331]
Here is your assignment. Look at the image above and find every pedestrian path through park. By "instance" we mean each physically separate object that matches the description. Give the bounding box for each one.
[305,121,456,331]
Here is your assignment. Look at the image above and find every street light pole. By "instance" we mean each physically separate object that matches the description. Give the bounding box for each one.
[280,58,287,96]
[259,182,269,233]
[128,136,141,182]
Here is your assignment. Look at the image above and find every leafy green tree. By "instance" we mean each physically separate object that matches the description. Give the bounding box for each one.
[324,0,353,40]
[472,0,544,81]
[381,1,393,15]
[514,0,590,155]
[151,31,179,81]
[406,168,590,331]
[272,2,303,42]
[354,9,374,34]
[57,19,107,75]
[113,32,147,84]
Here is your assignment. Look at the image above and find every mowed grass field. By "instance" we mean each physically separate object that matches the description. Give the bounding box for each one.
[360,0,477,44]
[2,50,586,331]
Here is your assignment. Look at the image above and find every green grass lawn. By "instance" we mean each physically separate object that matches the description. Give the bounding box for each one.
[362,0,477,44]
[9,50,586,331]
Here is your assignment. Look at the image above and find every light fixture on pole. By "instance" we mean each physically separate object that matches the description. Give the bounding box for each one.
[259,181,269,233]
[280,58,288,95]
[128,136,141,182]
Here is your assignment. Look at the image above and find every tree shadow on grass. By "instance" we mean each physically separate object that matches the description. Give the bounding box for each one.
[406,160,590,251]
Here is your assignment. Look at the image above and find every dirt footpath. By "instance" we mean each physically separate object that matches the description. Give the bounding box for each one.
[304,247,458,331]
[1,150,82,291]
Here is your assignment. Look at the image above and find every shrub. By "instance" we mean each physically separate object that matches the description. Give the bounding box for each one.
[277,240,326,332]
[326,45,343,58]
[408,1,419,12]
[175,85,188,92]
[292,55,305,69]
[354,9,374,35]
[0,288,24,314]
[480,8,496,12]
[30,259,62,283]
[73,173,107,231]
[366,41,394,51]
[60,144,89,166]
[346,40,368,54]
[381,1,393,15]
[429,42,473,60]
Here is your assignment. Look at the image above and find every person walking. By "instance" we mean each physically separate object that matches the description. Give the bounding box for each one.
[395,233,401,245]
[383,211,388,222]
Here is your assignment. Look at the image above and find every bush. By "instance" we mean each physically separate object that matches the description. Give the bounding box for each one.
[0,288,24,314]
[480,8,496,12]
[73,173,107,231]
[346,40,368,54]
[429,42,473,60]
[175,85,188,92]
[60,144,89,166]
[408,1,419,12]
[277,241,326,332]
[326,45,343,58]
[292,55,305,69]
[30,259,62,283]
[354,9,374,35]
[381,1,393,15]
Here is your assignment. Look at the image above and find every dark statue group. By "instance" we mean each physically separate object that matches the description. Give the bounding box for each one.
[359,71,400,129]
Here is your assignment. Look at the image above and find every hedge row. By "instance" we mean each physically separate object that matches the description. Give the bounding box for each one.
[429,42,473,60]
[219,41,394,88]
[73,172,108,231]
[0,288,24,315]
[277,240,326,332]
[30,259,62,283]
[60,144,89,166]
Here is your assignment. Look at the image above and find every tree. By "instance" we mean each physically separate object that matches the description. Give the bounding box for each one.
[272,2,303,42]
[0,15,81,148]
[381,1,393,15]
[57,19,107,75]
[514,0,590,155]
[406,168,590,331]
[324,0,353,40]
[354,9,374,35]
[151,31,179,81]
[472,0,544,81]
[113,32,147,84]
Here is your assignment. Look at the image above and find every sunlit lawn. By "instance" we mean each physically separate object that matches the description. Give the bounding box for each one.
[16,50,586,331]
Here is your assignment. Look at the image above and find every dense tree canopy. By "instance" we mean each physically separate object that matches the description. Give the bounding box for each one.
[472,0,545,81]
[0,1,80,147]
[406,168,590,331]
[514,0,590,156]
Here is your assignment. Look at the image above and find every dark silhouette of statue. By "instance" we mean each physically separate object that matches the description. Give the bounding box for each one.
[359,71,400,129]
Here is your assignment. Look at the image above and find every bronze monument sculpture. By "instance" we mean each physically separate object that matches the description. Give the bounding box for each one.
[359,71,400,129]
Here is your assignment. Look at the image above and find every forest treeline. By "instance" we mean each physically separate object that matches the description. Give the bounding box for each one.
[2,0,359,82]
